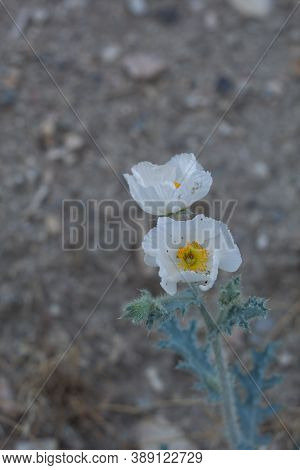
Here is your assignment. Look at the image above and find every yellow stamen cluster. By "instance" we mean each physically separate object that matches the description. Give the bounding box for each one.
[177,241,208,272]
[173,180,181,189]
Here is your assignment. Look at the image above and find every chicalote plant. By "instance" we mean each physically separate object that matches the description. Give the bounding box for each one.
[123,153,280,449]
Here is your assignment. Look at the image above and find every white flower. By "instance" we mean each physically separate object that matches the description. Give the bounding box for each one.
[142,215,242,295]
[124,153,212,215]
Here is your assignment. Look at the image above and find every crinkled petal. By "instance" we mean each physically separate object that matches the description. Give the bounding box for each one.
[142,226,158,258]
[124,154,213,215]
[217,223,242,272]
[132,160,176,186]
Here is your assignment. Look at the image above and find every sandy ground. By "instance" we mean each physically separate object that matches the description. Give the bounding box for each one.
[0,0,299,449]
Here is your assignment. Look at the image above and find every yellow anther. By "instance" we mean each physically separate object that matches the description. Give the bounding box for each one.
[177,241,208,272]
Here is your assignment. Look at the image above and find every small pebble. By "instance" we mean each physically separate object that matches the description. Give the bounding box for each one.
[218,121,233,137]
[278,351,293,367]
[48,303,62,317]
[184,93,210,110]
[253,161,270,179]
[135,416,193,450]
[256,233,269,250]
[46,147,68,162]
[123,53,167,81]
[45,214,61,236]
[32,7,49,24]
[263,79,283,98]
[39,115,57,149]
[227,0,273,19]
[204,11,218,31]
[15,439,58,450]
[126,0,148,17]
[145,367,164,392]
[101,45,121,63]
[64,133,85,152]
[215,76,235,96]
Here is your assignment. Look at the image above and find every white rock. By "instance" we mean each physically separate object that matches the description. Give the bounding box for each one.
[278,351,293,367]
[64,133,84,152]
[256,233,269,250]
[218,121,233,136]
[145,367,164,392]
[227,0,273,18]
[264,79,283,98]
[253,161,269,179]
[46,147,68,162]
[45,214,61,235]
[32,8,49,24]
[15,439,57,450]
[184,93,210,110]
[204,11,218,30]
[123,53,167,81]
[39,115,57,148]
[49,303,62,317]
[127,0,148,16]
[101,45,121,63]
[135,416,193,450]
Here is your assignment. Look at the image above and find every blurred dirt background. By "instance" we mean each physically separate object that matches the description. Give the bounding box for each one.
[0,0,300,450]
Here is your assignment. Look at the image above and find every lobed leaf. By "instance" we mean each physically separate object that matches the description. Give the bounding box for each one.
[233,343,281,448]
[216,277,269,335]
[158,317,219,400]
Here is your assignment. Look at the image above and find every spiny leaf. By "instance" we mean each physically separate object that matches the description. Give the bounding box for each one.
[218,297,269,335]
[216,277,269,335]
[158,317,219,400]
[233,343,281,449]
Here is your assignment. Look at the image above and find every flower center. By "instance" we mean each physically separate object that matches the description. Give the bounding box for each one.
[173,180,181,189]
[177,241,209,272]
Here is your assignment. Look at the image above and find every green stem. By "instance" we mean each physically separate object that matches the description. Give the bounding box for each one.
[212,335,241,449]
[196,292,241,449]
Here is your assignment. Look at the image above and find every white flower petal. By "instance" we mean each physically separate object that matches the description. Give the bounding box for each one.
[217,223,242,272]
[169,153,198,176]
[124,153,212,215]
[132,160,177,185]
[142,214,241,295]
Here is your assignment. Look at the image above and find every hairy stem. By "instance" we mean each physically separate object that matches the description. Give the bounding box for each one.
[196,293,242,449]
[212,335,241,449]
